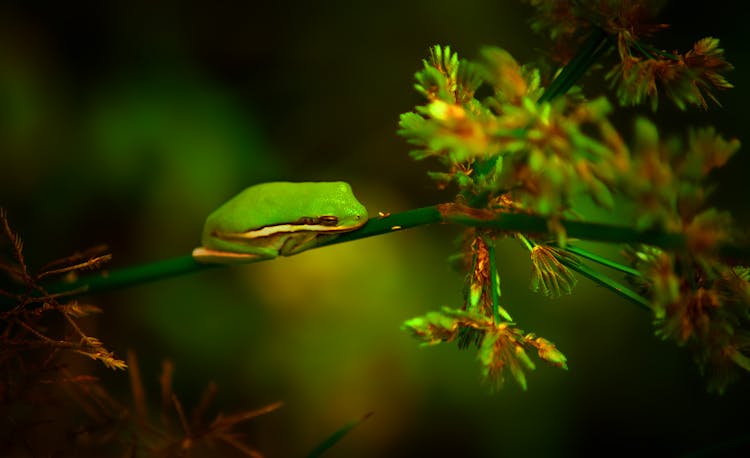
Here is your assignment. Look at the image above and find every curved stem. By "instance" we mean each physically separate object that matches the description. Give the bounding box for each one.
[487,241,501,324]
[36,206,444,301]
[9,204,746,305]
[562,244,641,277]
[538,28,611,103]
[44,255,219,297]
[517,233,649,310]
[307,412,373,458]
[560,257,651,310]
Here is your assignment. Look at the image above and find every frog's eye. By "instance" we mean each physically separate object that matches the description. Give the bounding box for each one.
[319,215,339,226]
[297,216,317,225]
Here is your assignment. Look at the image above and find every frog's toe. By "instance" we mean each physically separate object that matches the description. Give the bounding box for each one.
[191,247,265,264]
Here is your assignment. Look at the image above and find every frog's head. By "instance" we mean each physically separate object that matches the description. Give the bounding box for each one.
[311,181,368,231]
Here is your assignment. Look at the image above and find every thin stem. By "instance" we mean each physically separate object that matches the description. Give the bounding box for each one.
[538,28,611,103]
[444,211,686,247]
[561,258,651,310]
[516,233,534,252]
[44,255,220,298]
[307,412,373,458]
[518,234,649,309]
[563,244,641,277]
[33,206,444,301]
[631,40,657,60]
[3,204,745,306]
[488,242,501,324]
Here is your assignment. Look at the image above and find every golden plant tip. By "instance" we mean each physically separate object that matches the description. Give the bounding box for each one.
[61,302,103,317]
[530,245,577,298]
[127,350,148,421]
[469,282,483,309]
[160,359,176,408]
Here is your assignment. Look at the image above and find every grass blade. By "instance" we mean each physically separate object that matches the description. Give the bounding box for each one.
[307,412,373,458]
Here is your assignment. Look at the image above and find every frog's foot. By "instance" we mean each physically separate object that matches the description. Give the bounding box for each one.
[191,247,266,264]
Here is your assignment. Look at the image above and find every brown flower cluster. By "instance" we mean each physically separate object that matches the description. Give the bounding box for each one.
[530,244,578,298]
[526,0,734,110]
[631,247,750,393]
[526,0,666,62]
[1,210,279,455]
[608,36,734,110]
[464,232,509,321]
[400,225,569,390]
[402,307,567,390]
[0,209,125,372]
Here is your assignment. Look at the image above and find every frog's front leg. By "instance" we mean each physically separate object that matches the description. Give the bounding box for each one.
[279,231,335,256]
[192,247,268,264]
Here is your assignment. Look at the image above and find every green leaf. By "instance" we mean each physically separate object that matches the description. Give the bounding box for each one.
[479,47,528,101]
[509,360,528,391]
[415,65,453,102]
[307,412,373,458]
[457,59,483,101]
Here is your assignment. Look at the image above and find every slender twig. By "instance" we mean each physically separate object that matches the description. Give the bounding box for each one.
[2,205,746,307]
[562,245,641,277]
[560,258,651,310]
[44,255,218,299]
[517,234,650,309]
[307,412,373,458]
[538,28,611,103]
[43,206,444,299]
[487,241,501,324]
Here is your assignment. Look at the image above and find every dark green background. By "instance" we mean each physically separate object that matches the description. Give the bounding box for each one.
[2,1,749,456]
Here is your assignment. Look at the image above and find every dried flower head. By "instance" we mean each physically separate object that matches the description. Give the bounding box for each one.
[125,352,282,457]
[607,35,733,110]
[464,234,509,321]
[530,244,578,298]
[631,245,750,393]
[612,118,740,230]
[400,45,624,220]
[402,307,567,390]
[400,4,743,394]
[525,1,734,110]
[1,210,125,371]
[526,0,667,63]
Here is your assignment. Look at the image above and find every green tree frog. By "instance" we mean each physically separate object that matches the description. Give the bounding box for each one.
[192,181,368,263]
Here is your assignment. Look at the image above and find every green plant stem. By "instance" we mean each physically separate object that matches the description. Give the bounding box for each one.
[27,207,443,302]
[517,234,649,309]
[445,211,686,247]
[538,27,611,103]
[307,412,373,458]
[5,205,746,306]
[488,242,501,324]
[516,233,534,251]
[561,257,651,310]
[44,255,219,297]
[562,244,641,277]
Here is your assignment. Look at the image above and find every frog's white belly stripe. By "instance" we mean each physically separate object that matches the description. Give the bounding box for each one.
[220,223,351,240]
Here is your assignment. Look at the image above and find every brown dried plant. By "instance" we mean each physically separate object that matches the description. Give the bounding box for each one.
[0,209,281,456]
[526,0,734,110]
[124,352,283,457]
[0,208,124,373]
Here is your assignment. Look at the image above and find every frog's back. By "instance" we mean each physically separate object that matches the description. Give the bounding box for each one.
[205,181,355,234]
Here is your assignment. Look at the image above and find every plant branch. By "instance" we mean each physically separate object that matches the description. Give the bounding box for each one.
[487,241,501,324]
[519,233,649,309]
[560,257,652,310]
[562,244,641,277]
[538,27,611,103]
[2,204,746,306]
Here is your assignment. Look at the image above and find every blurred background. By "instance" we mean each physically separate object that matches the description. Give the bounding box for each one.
[2,1,749,456]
